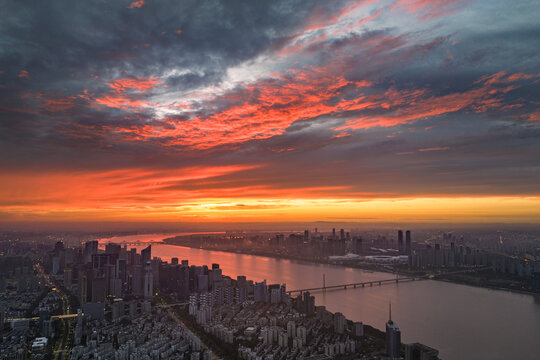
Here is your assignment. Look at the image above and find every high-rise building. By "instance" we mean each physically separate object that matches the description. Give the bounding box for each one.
[131,265,143,296]
[303,291,315,315]
[406,230,412,255]
[398,230,404,254]
[129,300,138,317]
[353,237,363,254]
[84,241,98,264]
[105,243,121,254]
[287,320,296,338]
[405,343,439,360]
[237,275,247,288]
[386,303,401,359]
[334,312,345,334]
[111,300,124,322]
[141,245,151,265]
[0,306,5,331]
[92,253,119,269]
[197,274,208,293]
[91,276,107,302]
[78,272,88,305]
[128,248,137,265]
[144,263,153,299]
[254,280,268,302]
[296,326,307,345]
[64,268,73,289]
[353,321,364,337]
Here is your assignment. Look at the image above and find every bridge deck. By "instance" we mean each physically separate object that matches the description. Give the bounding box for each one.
[287,276,425,294]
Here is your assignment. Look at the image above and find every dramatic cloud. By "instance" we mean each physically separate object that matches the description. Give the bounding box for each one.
[0,0,539,223]
[127,1,145,9]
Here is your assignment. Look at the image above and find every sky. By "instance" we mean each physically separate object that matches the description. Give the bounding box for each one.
[1,0,540,225]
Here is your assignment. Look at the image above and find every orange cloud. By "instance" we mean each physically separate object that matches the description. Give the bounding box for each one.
[110,64,372,149]
[127,0,144,9]
[0,165,260,210]
[94,94,149,110]
[107,76,163,93]
[528,112,540,122]
[82,76,164,110]
[336,71,534,131]
[18,70,29,78]
[42,97,77,112]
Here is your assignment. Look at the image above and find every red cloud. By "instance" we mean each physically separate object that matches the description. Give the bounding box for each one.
[303,0,378,32]
[529,112,540,123]
[477,71,539,85]
[82,76,164,110]
[107,76,162,93]
[0,165,263,210]
[42,97,77,112]
[127,0,144,9]
[18,70,29,78]
[111,63,373,149]
[336,71,537,132]
[392,0,464,20]
[94,94,149,110]
[87,66,538,150]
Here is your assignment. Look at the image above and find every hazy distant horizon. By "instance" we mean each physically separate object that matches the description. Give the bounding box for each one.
[2,220,540,233]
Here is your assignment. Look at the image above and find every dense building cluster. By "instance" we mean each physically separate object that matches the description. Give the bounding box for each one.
[0,255,60,360]
[408,235,540,279]
[69,307,207,360]
[15,230,528,359]
[167,229,540,289]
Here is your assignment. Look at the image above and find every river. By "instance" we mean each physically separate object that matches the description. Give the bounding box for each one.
[97,233,540,360]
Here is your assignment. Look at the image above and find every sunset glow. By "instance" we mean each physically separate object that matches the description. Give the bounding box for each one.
[1,0,540,225]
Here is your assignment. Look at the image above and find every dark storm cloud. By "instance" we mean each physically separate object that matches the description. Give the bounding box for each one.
[0,0,353,166]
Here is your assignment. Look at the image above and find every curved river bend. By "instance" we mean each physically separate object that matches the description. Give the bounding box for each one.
[98,233,540,360]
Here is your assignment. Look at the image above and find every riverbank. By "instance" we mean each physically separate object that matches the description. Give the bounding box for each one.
[162,237,390,271]
[161,238,540,295]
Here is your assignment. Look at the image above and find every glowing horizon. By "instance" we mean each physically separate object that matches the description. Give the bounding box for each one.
[1,0,540,225]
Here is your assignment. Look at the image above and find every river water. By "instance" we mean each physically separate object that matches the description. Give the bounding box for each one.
[97,233,540,360]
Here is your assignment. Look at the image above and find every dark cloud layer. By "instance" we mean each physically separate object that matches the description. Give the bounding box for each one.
[1,0,540,221]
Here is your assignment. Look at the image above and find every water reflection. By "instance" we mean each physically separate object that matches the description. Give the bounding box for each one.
[98,234,540,360]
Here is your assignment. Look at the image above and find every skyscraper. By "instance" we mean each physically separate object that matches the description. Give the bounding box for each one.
[405,343,439,360]
[398,230,404,254]
[254,280,268,302]
[84,241,98,264]
[303,291,315,315]
[386,303,401,359]
[144,262,153,299]
[334,312,345,334]
[0,306,5,331]
[405,230,412,255]
[141,245,151,265]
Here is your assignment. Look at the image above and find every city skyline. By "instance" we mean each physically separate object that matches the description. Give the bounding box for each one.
[1,0,540,224]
